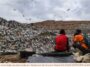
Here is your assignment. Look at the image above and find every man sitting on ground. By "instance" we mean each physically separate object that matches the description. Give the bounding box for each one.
[54,29,70,52]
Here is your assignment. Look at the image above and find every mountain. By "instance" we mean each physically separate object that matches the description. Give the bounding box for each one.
[33,20,90,29]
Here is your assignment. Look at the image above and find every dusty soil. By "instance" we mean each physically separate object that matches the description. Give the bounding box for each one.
[0,54,26,63]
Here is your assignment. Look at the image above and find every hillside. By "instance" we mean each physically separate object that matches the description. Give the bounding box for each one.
[33,20,90,33]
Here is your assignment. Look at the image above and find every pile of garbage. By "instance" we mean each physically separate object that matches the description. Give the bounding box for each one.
[0,17,57,54]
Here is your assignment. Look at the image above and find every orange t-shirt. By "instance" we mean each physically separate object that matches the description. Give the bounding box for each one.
[73,34,88,49]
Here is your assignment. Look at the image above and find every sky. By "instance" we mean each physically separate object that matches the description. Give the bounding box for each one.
[0,0,90,23]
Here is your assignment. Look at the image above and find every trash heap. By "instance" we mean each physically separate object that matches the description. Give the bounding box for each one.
[31,32,56,53]
[0,17,56,54]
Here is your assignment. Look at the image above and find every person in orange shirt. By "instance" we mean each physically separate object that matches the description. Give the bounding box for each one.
[73,29,90,55]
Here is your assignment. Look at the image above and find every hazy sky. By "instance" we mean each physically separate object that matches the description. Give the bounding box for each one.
[0,0,90,23]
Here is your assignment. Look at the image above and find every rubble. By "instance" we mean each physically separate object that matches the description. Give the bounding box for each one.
[0,17,56,55]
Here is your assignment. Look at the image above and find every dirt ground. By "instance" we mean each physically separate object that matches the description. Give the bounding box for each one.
[0,54,27,63]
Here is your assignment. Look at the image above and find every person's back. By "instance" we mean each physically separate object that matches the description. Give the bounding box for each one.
[55,34,68,51]
[54,29,69,52]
